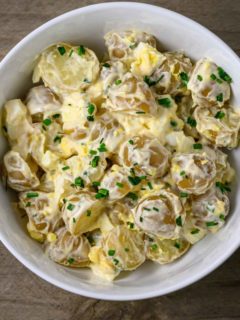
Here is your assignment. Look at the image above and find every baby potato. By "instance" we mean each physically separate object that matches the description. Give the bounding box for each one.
[107,73,158,115]
[191,186,230,233]
[45,227,90,267]
[119,136,170,178]
[88,115,125,152]
[25,85,61,118]
[146,235,190,264]
[100,165,134,201]
[3,150,39,191]
[134,190,185,239]
[62,192,103,235]
[104,30,156,64]
[188,58,231,107]
[102,225,145,271]
[171,153,216,195]
[19,191,61,242]
[33,43,100,95]
[149,51,193,96]
[194,106,240,148]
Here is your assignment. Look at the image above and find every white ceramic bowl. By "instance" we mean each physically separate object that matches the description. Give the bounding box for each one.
[0,2,240,301]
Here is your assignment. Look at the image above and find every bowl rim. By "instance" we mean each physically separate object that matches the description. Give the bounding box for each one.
[0,1,240,301]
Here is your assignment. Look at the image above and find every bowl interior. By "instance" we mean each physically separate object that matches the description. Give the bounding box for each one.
[0,2,240,300]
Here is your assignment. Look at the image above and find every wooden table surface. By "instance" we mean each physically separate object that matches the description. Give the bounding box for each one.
[1,0,240,319]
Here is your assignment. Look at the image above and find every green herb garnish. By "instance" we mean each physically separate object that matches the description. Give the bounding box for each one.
[67,203,75,211]
[115,79,122,85]
[157,97,171,108]
[92,181,100,187]
[103,63,110,68]
[210,74,217,80]
[128,176,142,186]
[95,188,109,199]
[126,192,138,201]
[151,244,158,251]
[108,249,115,256]
[67,258,75,264]
[98,143,108,152]
[116,182,123,188]
[174,242,181,249]
[215,111,225,119]
[128,139,134,145]
[187,116,197,128]
[193,143,203,149]
[191,228,200,234]
[52,113,60,119]
[58,46,66,55]
[89,149,97,155]
[217,67,232,83]
[170,120,177,127]
[179,72,189,86]
[180,171,186,176]
[127,222,134,229]
[87,103,95,115]
[73,217,76,223]
[74,177,84,188]
[43,118,52,126]
[26,192,39,198]
[206,221,218,227]
[143,207,151,211]
[26,202,31,207]
[180,192,188,198]
[176,216,183,227]
[78,45,85,56]
[86,210,91,217]
[69,49,74,57]
[219,214,225,221]
[91,156,100,168]
[144,74,164,87]
[62,166,70,171]
[215,181,231,193]
[153,207,159,212]
[197,74,203,81]
[216,93,223,102]
[147,182,153,190]
[54,135,62,143]
[87,115,94,122]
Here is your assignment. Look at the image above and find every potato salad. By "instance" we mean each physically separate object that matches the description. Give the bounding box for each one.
[2,30,240,281]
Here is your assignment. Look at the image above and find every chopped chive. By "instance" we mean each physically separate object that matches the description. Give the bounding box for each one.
[63,198,67,204]
[215,111,225,119]
[174,242,181,249]
[26,202,31,207]
[67,203,75,211]
[103,62,110,68]
[78,45,85,56]
[216,93,223,102]
[170,120,178,127]
[128,176,142,186]
[83,78,90,83]
[89,149,97,156]
[129,43,137,49]
[157,97,171,108]
[69,49,74,57]
[187,116,197,128]
[176,216,183,227]
[197,74,203,81]
[87,103,95,115]
[87,115,94,122]
[180,171,186,176]
[116,182,124,188]
[127,222,134,229]
[191,228,199,234]
[140,217,143,222]
[128,139,134,145]
[151,244,158,251]
[91,156,100,168]
[67,257,75,264]
[136,111,146,114]
[53,135,62,143]
[153,207,159,212]
[74,177,84,188]
[57,46,66,55]
[73,217,76,223]
[100,138,104,144]
[98,143,108,152]
[144,74,164,87]
[210,74,217,80]
[206,221,219,227]
[113,258,119,265]
[43,118,52,126]
[26,192,39,198]
[179,72,189,86]
[95,188,109,199]
[86,210,91,217]
[217,67,232,83]
[219,214,225,221]
[115,79,122,85]
[180,192,188,198]
[147,182,153,190]
[124,248,130,252]
[108,249,115,256]
[143,207,151,211]
[216,181,231,193]
[52,113,60,119]
[62,166,70,171]
[126,192,138,201]
[193,143,202,149]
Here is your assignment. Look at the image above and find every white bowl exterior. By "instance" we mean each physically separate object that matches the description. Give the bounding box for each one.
[0,2,240,300]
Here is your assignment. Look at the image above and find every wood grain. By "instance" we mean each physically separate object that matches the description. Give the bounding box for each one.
[0,1,240,319]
